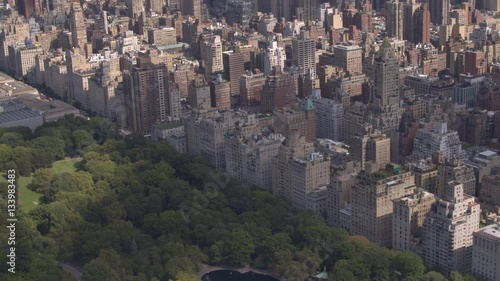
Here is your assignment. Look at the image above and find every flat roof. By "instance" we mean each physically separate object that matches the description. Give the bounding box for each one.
[0,72,15,84]
[0,107,41,123]
[475,223,500,241]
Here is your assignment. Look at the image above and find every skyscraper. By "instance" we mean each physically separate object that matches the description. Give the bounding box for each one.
[292,30,316,77]
[223,49,245,96]
[273,101,317,142]
[264,41,286,76]
[188,70,211,110]
[429,0,450,25]
[413,3,431,44]
[260,70,296,112]
[332,44,363,75]
[312,96,344,141]
[182,0,201,20]
[201,35,223,74]
[127,0,145,18]
[373,39,400,108]
[209,74,231,111]
[70,1,87,49]
[403,1,420,43]
[240,70,266,107]
[126,63,171,134]
[422,182,480,275]
[386,0,404,40]
[297,0,318,22]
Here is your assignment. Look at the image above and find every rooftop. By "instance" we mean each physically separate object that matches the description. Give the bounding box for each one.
[475,223,500,241]
[0,106,41,123]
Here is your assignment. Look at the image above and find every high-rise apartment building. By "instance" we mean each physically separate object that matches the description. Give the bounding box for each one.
[125,63,172,134]
[272,131,330,216]
[386,0,404,40]
[413,3,431,44]
[181,0,201,20]
[223,49,245,96]
[312,96,344,141]
[332,44,363,75]
[472,223,500,281]
[260,70,296,112]
[436,159,477,198]
[429,0,450,25]
[225,130,284,190]
[209,74,231,111]
[201,35,223,74]
[327,161,360,229]
[292,30,316,77]
[188,71,211,110]
[373,39,400,108]
[127,0,145,17]
[70,1,87,49]
[8,45,44,77]
[350,130,391,168]
[392,190,435,252]
[147,0,163,14]
[273,101,316,142]
[479,174,500,210]
[148,28,177,46]
[403,1,421,43]
[297,0,318,23]
[409,160,438,192]
[412,123,465,163]
[264,41,286,76]
[351,165,416,248]
[185,110,254,171]
[240,70,266,107]
[422,182,480,275]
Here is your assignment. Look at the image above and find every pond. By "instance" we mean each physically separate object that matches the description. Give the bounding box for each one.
[201,270,280,281]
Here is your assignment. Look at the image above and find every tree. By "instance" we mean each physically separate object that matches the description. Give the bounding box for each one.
[174,272,199,281]
[391,251,425,278]
[0,144,13,170]
[31,148,54,169]
[30,136,66,160]
[224,228,255,266]
[12,146,32,176]
[82,259,120,281]
[30,168,53,193]
[450,272,465,281]
[0,132,25,146]
[72,129,95,151]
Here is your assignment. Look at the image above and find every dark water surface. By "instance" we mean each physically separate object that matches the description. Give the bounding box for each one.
[202,270,280,281]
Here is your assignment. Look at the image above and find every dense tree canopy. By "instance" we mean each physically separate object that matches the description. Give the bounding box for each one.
[0,116,485,281]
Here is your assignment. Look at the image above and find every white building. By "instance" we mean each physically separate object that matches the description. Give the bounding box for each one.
[392,190,435,252]
[312,96,344,141]
[422,182,481,275]
[259,13,277,34]
[264,41,286,76]
[225,132,284,190]
[185,110,255,171]
[472,223,500,281]
[318,3,334,22]
[412,122,465,162]
[273,132,330,216]
[117,31,140,54]
[202,35,223,74]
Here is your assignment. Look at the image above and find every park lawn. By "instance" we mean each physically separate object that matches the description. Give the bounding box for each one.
[1,158,82,212]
